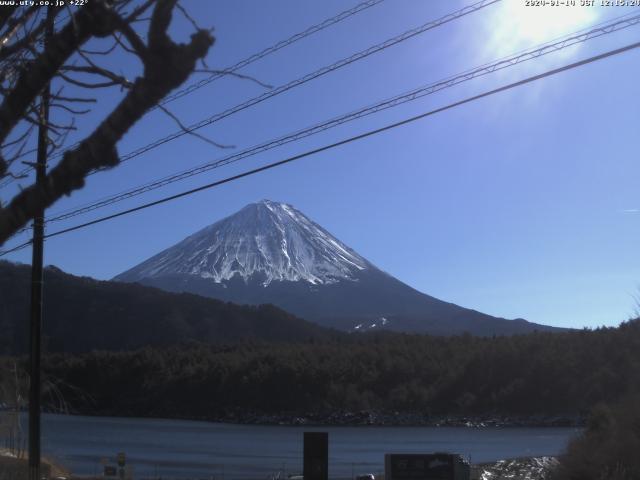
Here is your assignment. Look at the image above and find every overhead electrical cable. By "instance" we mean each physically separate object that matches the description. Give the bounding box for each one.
[0,0,387,188]
[41,0,499,172]
[0,239,31,256]
[158,0,387,107]
[2,37,639,255]
[2,0,501,199]
[95,0,500,167]
[41,12,640,225]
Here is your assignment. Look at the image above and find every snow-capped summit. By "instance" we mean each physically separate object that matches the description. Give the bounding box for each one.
[115,200,563,336]
[115,200,370,287]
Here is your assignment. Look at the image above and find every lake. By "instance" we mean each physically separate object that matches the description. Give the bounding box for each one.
[33,414,579,479]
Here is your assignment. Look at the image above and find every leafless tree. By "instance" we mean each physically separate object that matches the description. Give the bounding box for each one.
[0,362,27,458]
[0,0,215,246]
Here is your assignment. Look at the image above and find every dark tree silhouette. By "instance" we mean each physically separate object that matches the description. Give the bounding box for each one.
[0,0,214,245]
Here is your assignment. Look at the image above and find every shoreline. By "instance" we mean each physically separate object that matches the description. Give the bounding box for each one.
[5,421,570,479]
[45,408,585,428]
[215,411,585,428]
[47,456,562,480]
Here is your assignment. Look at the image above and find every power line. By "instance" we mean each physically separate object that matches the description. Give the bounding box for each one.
[38,0,500,175]
[0,0,385,189]
[2,37,637,255]
[0,239,32,256]
[106,0,500,167]
[2,0,500,195]
[158,0,386,107]
[41,12,640,225]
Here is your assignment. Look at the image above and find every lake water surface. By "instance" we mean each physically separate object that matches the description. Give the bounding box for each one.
[37,413,579,479]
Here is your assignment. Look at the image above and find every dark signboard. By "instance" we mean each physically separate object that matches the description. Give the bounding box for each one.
[303,431,328,480]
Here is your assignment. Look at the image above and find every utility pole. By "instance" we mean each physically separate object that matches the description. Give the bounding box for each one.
[29,8,53,480]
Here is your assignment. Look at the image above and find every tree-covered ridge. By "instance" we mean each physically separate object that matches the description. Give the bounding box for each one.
[0,261,336,354]
[26,319,640,420]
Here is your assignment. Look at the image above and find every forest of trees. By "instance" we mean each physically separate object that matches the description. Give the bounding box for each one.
[0,261,335,354]
[1,263,638,422]
[4,318,636,421]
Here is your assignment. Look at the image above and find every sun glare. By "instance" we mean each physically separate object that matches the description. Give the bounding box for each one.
[489,1,600,55]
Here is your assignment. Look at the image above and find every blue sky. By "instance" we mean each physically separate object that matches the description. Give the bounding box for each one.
[2,0,640,329]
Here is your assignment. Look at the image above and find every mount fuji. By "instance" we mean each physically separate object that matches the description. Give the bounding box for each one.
[114,200,560,336]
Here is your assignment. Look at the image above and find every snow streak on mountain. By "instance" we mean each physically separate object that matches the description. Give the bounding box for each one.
[116,200,370,286]
[116,199,563,336]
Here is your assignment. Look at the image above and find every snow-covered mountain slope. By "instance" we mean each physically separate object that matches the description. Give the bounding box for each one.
[115,200,370,286]
[115,200,564,336]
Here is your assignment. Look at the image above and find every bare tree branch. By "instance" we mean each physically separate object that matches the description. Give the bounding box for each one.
[79,37,120,56]
[116,20,148,59]
[50,94,97,103]
[175,3,201,31]
[2,124,34,149]
[194,68,273,89]
[125,0,157,23]
[0,2,121,146]
[158,104,234,150]
[50,103,91,115]
[0,0,214,244]
[0,6,19,33]
[59,67,133,89]
[0,7,42,61]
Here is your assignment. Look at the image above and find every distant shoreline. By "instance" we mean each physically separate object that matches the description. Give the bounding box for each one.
[206,411,586,428]
[44,409,585,428]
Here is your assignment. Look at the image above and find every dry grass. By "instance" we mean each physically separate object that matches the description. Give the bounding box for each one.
[0,453,71,480]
